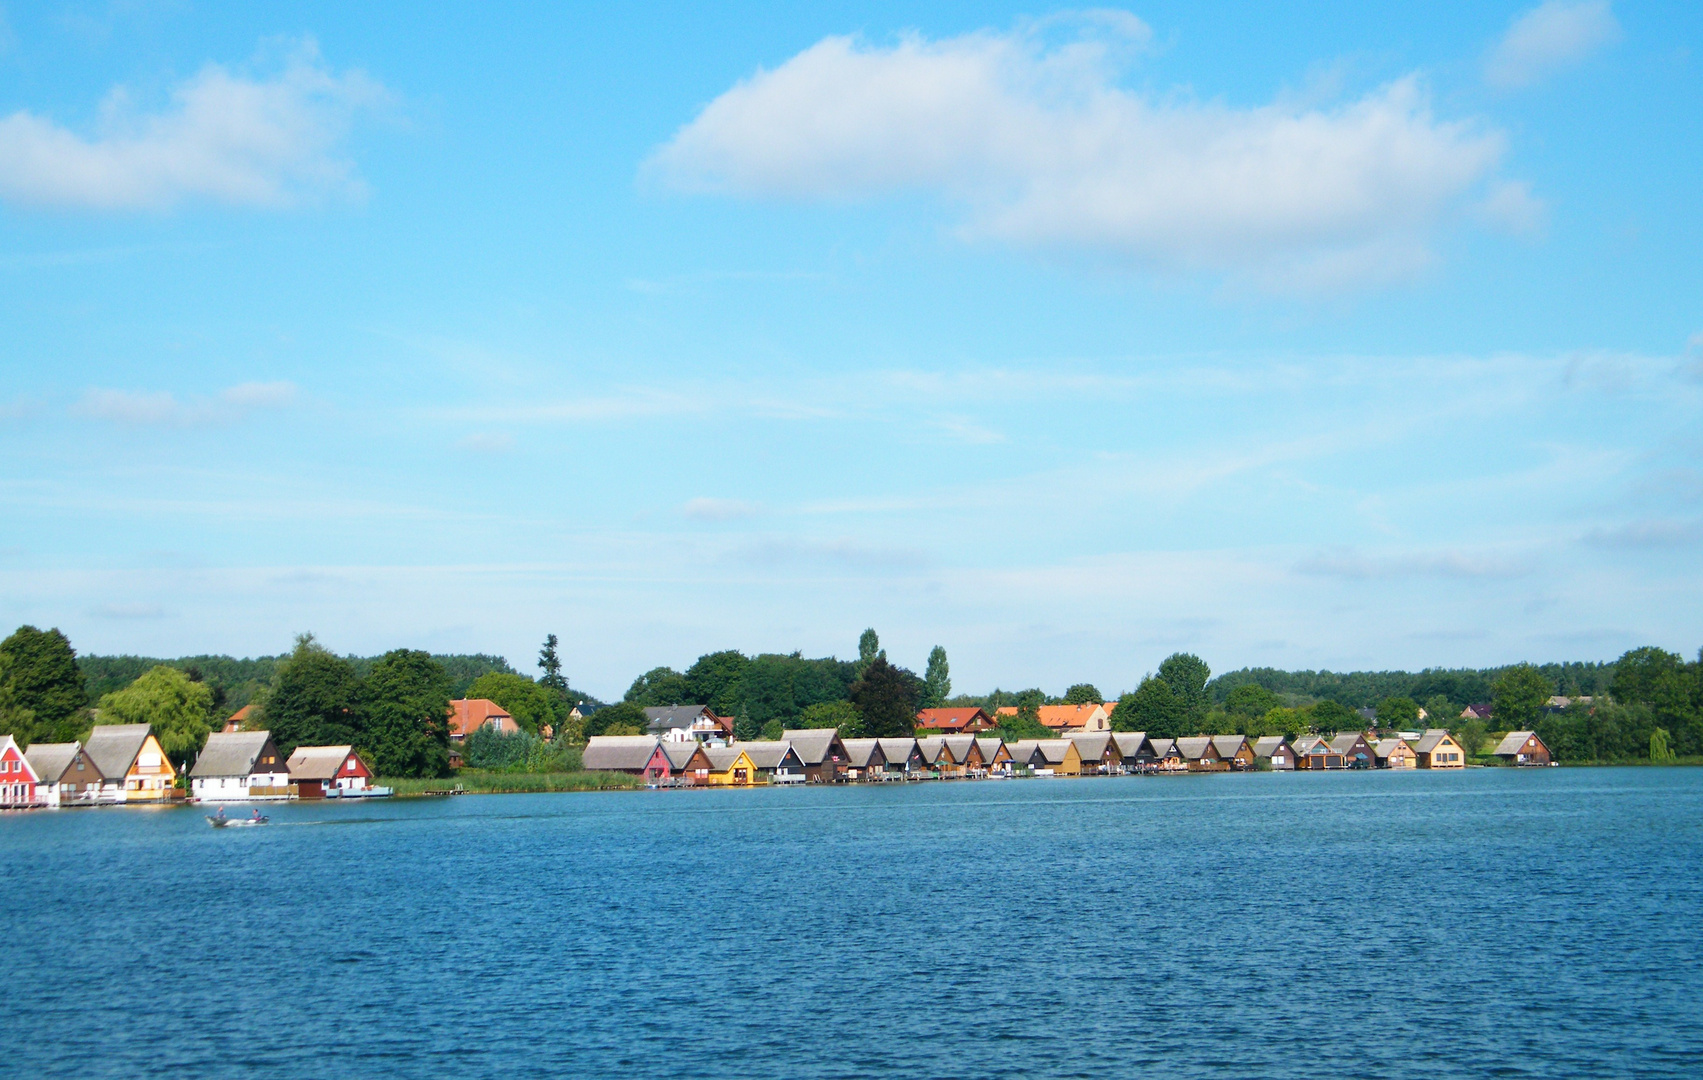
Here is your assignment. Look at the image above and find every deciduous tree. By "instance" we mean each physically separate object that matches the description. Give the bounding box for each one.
[361,649,453,778]
[623,666,694,708]
[261,635,362,755]
[1156,653,1211,722]
[1491,664,1553,731]
[465,671,555,735]
[0,625,87,745]
[796,700,862,736]
[1063,683,1101,706]
[849,657,916,738]
[1376,696,1420,729]
[98,665,214,766]
[1116,676,1183,737]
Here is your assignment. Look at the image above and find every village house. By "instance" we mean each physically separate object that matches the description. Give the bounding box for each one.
[1493,731,1553,766]
[662,740,711,785]
[1034,739,1083,775]
[781,729,849,783]
[840,738,886,781]
[1035,704,1111,734]
[644,705,732,742]
[1211,735,1257,770]
[702,746,758,786]
[1252,736,1296,770]
[916,736,955,774]
[583,736,672,780]
[23,741,103,806]
[1375,738,1417,769]
[876,738,925,779]
[739,741,807,783]
[0,735,43,809]
[1413,729,1466,769]
[222,705,256,732]
[1067,732,1121,774]
[1328,732,1379,770]
[1294,735,1346,770]
[285,746,376,798]
[448,699,520,741]
[85,724,177,802]
[975,736,1011,776]
[914,707,994,734]
[1176,736,1227,772]
[190,731,291,802]
[1459,703,1494,722]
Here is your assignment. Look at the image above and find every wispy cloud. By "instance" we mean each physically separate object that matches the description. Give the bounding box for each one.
[682,497,763,521]
[456,432,515,454]
[1583,519,1703,549]
[71,381,299,427]
[0,38,388,210]
[650,14,1515,290]
[1485,1,1622,90]
[1295,548,1534,580]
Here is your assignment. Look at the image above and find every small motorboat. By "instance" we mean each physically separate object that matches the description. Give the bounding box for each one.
[206,810,268,827]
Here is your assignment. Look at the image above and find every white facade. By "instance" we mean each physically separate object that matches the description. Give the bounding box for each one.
[191,769,291,802]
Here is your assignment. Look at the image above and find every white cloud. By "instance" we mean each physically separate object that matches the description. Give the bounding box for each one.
[649,16,1513,289]
[71,381,300,426]
[682,497,762,521]
[1485,1,1622,90]
[456,432,515,454]
[0,39,387,210]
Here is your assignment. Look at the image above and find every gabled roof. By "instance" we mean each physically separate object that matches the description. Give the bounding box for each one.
[1005,740,1041,765]
[1111,732,1148,757]
[1460,703,1493,720]
[841,738,884,768]
[1373,738,1412,759]
[876,738,920,764]
[659,741,704,770]
[739,741,803,770]
[84,724,152,778]
[223,704,254,732]
[975,736,1009,762]
[1494,731,1545,756]
[1035,704,1106,729]
[191,730,276,778]
[1252,736,1289,758]
[916,736,949,764]
[914,707,991,732]
[1328,733,1367,754]
[703,746,753,772]
[1413,729,1456,754]
[1147,737,1177,758]
[643,705,723,734]
[1175,736,1218,760]
[448,699,514,738]
[0,735,39,782]
[781,729,844,765]
[23,741,86,783]
[1293,735,1329,754]
[1211,735,1248,758]
[582,735,662,770]
[1035,739,1076,765]
[942,735,978,761]
[285,745,359,782]
[1067,732,1115,759]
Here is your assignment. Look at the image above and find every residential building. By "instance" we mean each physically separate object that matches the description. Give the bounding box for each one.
[448,699,519,741]
[23,741,103,806]
[222,705,256,732]
[85,724,176,802]
[1413,729,1466,769]
[285,746,375,797]
[0,735,42,808]
[643,705,732,741]
[1036,704,1111,734]
[1374,738,1417,769]
[914,707,994,734]
[1493,731,1553,766]
[190,731,291,802]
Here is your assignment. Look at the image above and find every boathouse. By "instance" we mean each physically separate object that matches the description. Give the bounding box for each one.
[190,731,291,802]
[0,735,43,809]
[1328,732,1379,770]
[1413,729,1466,769]
[1068,732,1121,774]
[876,738,925,778]
[702,746,758,786]
[1176,736,1227,772]
[1211,735,1257,770]
[1252,736,1296,770]
[23,741,103,806]
[1374,738,1417,769]
[584,736,672,779]
[841,738,886,780]
[1294,736,1345,770]
[285,746,375,798]
[740,742,806,783]
[1493,731,1552,766]
[781,729,850,783]
[85,724,177,802]
[975,737,1012,775]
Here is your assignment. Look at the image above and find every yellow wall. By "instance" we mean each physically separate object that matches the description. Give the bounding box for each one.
[123,734,177,801]
[1421,736,1465,769]
[707,752,760,787]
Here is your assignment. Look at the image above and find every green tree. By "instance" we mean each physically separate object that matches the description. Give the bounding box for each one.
[760,718,784,740]
[0,625,87,745]
[624,666,694,707]
[849,657,916,738]
[1063,683,1102,706]
[1650,727,1675,762]
[262,635,362,755]
[922,646,951,708]
[1376,696,1420,729]
[685,650,749,714]
[1492,664,1553,731]
[583,701,646,739]
[1311,700,1360,733]
[361,649,453,778]
[796,700,862,736]
[1456,718,1489,759]
[1157,653,1211,722]
[856,628,885,675]
[1116,676,1184,737]
[537,634,568,696]
[97,665,215,766]
[465,671,555,735]
[1420,694,1456,726]
[1224,683,1280,719]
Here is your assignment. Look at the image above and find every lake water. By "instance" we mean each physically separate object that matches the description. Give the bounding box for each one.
[3,767,1700,1078]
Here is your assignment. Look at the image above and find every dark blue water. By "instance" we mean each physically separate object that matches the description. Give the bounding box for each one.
[3,767,1700,1078]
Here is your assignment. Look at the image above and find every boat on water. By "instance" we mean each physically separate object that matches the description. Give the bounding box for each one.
[206,810,268,828]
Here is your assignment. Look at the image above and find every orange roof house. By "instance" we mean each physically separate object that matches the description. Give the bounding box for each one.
[1036,704,1111,733]
[223,705,254,733]
[915,707,993,734]
[448,699,520,741]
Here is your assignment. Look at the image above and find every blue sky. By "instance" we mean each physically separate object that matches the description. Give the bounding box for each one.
[1,1,1699,698]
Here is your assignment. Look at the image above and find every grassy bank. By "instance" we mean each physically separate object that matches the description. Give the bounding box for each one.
[381,770,643,796]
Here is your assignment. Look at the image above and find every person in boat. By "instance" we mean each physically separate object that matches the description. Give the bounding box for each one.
[251,807,263,822]
[215,806,226,822]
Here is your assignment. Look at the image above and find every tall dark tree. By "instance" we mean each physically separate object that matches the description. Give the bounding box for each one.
[262,635,362,755]
[361,649,453,778]
[686,650,751,714]
[1116,676,1184,737]
[1491,664,1553,730]
[537,634,568,696]
[1063,683,1102,705]
[849,657,918,738]
[922,646,951,709]
[624,666,694,707]
[0,625,87,745]
[1156,653,1211,720]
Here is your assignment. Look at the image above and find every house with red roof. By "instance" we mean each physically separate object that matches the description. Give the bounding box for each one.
[448,699,520,741]
[914,707,993,734]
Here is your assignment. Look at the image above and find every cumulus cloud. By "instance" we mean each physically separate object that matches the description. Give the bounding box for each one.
[71,381,299,426]
[649,15,1514,289]
[1485,1,1622,90]
[0,39,387,210]
[682,497,762,521]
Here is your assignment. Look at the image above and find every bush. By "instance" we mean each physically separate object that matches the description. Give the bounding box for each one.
[462,728,578,773]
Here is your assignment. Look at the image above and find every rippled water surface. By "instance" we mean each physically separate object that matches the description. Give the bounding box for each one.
[3,767,1701,1078]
